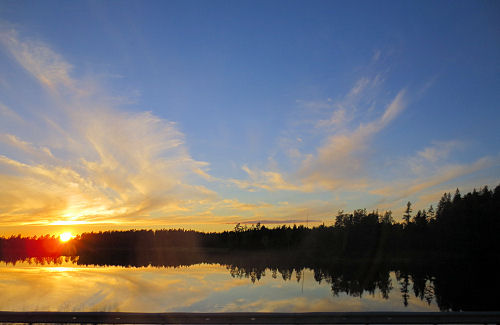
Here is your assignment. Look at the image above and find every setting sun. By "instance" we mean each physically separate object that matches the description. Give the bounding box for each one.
[59,232,74,242]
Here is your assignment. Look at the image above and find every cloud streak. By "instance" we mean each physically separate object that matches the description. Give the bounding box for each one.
[0,29,215,227]
[229,79,408,194]
[372,154,498,206]
[298,90,407,191]
[230,165,303,192]
[0,29,75,92]
[226,73,497,215]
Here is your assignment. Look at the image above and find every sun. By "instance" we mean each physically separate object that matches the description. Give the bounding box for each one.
[59,232,74,242]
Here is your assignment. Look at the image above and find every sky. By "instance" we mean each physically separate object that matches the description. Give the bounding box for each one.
[0,0,499,236]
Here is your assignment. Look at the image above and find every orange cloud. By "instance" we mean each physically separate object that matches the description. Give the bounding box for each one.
[0,29,216,229]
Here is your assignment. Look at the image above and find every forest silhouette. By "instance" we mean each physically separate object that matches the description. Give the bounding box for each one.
[1,185,499,311]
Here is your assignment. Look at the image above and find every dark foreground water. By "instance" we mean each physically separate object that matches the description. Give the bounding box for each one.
[1,253,497,312]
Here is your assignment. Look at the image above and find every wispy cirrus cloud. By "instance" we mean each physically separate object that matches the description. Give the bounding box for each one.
[366,137,500,215]
[229,165,304,192]
[230,76,407,193]
[0,101,23,123]
[0,29,75,92]
[371,143,499,207]
[301,75,384,131]
[227,71,498,215]
[0,28,216,227]
[416,140,463,164]
[298,89,407,191]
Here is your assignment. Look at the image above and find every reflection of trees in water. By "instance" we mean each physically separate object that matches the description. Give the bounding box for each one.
[226,265,306,284]
[227,265,267,283]
[0,255,78,266]
[398,271,435,306]
[225,262,393,298]
[397,272,410,307]
[1,252,498,311]
[313,262,393,299]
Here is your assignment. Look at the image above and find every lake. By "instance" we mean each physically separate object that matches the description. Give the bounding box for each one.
[2,251,497,312]
[0,258,439,312]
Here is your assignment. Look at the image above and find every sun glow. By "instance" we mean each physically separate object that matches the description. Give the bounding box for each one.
[59,232,74,242]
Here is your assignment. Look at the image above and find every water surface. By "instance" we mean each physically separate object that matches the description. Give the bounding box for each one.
[0,259,438,312]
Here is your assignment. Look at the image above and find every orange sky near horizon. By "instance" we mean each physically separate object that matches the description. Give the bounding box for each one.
[0,220,329,238]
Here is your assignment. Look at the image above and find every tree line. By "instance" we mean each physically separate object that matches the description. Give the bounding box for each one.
[1,184,499,262]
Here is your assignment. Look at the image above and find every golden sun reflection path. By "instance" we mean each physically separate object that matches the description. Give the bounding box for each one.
[0,261,438,312]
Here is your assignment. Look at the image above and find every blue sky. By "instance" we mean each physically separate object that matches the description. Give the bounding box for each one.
[0,0,499,235]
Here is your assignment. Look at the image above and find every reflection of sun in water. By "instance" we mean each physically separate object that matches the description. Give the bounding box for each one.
[59,232,74,242]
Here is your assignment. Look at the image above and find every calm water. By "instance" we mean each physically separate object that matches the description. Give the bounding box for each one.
[0,259,438,312]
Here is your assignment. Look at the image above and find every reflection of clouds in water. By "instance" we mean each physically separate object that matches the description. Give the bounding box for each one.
[229,293,437,312]
[0,263,438,312]
[0,263,250,312]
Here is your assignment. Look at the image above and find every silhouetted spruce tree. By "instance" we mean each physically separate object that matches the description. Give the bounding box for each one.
[403,201,412,226]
